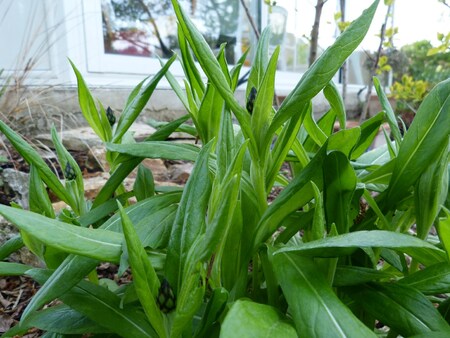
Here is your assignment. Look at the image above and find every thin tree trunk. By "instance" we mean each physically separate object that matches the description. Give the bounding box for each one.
[137,0,172,58]
[340,0,347,103]
[309,0,327,66]
[360,4,393,122]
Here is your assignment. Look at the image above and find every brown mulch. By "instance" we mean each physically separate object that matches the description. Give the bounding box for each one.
[0,275,40,336]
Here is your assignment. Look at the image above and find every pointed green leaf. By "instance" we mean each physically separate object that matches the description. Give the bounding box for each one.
[24,304,107,335]
[324,81,346,129]
[386,78,450,207]
[134,164,155,201]
[165,142,213,293]
[177,24,205,99]
[256,143,328,248]
[106,141,200,162]
[270,0,380,134]
[333,266,395,287]
[0,234,23,260]
[400,262,450,294]
[272,252,376,337]
[277,230,446,266]
[0,205,122,262]
[0,262,32,276]
[194,288,228,337]
[69,59,109,141]
[438,208,450,260]
[415,141,449,239]
[373,76,402,147]
[352,112,384,159]
[323,151,357,233]
[118,203,166,337]
[252,47,279,154]
[328,128,361,157]
[247,26,271,97]
[347,282,450,336]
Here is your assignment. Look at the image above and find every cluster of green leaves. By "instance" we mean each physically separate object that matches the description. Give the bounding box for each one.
[1,0,450,336]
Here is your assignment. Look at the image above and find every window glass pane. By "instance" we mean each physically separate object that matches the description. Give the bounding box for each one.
[0,0,51,71]
[101,0,256,64]
[269,0,309,73]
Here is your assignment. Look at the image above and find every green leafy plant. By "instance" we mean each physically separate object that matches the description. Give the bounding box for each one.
[1,0,450,336]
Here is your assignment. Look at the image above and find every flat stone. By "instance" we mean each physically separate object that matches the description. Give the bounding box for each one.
[35,123,157,152]
[141,158,169,182]
[1,169,29,209]
[168,163,193,184]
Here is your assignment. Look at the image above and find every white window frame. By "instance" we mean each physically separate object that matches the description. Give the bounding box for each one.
[80,0,312,93]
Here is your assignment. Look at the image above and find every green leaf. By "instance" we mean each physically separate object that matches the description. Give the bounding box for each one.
[333,266,395,287]
[252,47,279,155]
[0,234,23,260]
[329,127,361,157]
[303,108,327,147]
[112,54,177,143]
[177,25,205,100]
[147,114,192,141]
[247,26,271,97]
[276,230,446,266]
[194,288,228,337]
[118,203,166,337]
[92,158,141,208]
[272,251,376,337]
[438,208,450,260]
[69,59,110,142]
[135,204,178,249]
[373,77,402,148]
[267,103,310,189]
[386,78,450,207]
[165,142,213,294]
[270,0,380,134]
[0,262,32,276]
[0,205,123,262]
[256,143,328,248]
[303,182,325,242]
[221,300,297,338]
[28,165,55,219]
[324,81,346,129]
[323,151,357,233]
[347,282,450,336]
[399,262,450,294]
[410,333,450,338]
[106,141,200,162]
[197,81,224,143]
[352,112,385,159]
[415,141,449,239]
[24,304,108,334]
[134,164,155,201]
[0,120,75,206]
